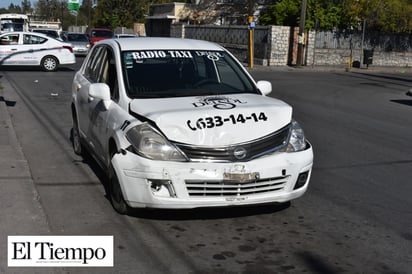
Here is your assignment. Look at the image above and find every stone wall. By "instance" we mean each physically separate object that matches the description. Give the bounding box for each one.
[170,24,412,67]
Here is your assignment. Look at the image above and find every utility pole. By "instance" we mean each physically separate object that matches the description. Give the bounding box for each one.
[247,0,255,69]
[296,0,307,66]
[88,0,91,27]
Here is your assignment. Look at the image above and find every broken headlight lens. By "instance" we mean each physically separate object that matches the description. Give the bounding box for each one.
[286,120,307,152]
[126,123,187,161]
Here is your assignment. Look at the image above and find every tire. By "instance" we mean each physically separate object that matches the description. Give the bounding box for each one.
[71,114,83,156]
[109,163,129,215]
[41,56,58,72]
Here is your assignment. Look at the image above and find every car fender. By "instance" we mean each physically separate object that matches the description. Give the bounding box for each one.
[109,119,142,155]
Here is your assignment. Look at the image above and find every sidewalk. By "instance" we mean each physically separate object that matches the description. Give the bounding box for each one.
[0,75,52,273]
[245,63,412,74]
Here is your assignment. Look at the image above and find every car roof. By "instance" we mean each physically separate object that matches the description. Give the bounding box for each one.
[89,27,112,31]
[98,37,224,51]
[67,32,87,35]
[32,29,58,32]
[1,31,50,37]
[0,31,71,45]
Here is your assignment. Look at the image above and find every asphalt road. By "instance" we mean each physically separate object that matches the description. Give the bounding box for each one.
[1,61,411,273]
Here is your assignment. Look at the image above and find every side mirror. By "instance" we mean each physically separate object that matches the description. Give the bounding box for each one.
[89,83,111,109]
[256,80,272,95]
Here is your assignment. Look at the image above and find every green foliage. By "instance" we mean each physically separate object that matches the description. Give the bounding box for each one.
[260,0,412,33]
[21,0,32,14]
[1,0,412,33]
[259,0,300,26]
[92,0,152,28]
[7,3,22,13]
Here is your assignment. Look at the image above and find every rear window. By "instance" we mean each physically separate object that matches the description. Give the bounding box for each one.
[32,30,59,39]
[67,33,89,42]
[91,30,113,38]
[122,50,257,99]
[23,34,47,44]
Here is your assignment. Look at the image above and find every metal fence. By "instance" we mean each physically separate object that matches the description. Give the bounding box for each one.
[315,30,412,52]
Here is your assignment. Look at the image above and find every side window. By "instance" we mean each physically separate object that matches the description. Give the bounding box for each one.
[23,34,47,45]
[83,46,105,82]
[108,50,119,101]
[84,46,119,101]
[97,48,119,101]
[96,49,108,83]
[0,34,19,45]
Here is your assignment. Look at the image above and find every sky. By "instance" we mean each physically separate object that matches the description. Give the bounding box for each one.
[0,1,83,9]
[0,0,33,9]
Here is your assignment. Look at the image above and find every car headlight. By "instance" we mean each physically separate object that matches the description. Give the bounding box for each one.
[126,123,187,161]
[286,120,307,152]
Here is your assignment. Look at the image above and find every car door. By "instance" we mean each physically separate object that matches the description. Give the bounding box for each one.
[90,46,123,163]
[22,33,49,65]
[0,33,21,65]
[76,45,122,164]
[75,45,106,156]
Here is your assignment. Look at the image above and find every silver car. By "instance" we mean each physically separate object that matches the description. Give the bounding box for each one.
[64,32,90,56]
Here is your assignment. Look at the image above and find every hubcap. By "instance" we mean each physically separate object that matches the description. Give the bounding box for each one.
[44,58,56,70]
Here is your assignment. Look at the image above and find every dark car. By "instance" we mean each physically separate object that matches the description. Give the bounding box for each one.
[86,28,113,46]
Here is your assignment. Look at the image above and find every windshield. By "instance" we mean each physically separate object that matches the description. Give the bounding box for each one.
[1,22,23,32]
[122,50,258,98]
[33,30,59,38]
[67,33,88,42]
[91,30,113,38]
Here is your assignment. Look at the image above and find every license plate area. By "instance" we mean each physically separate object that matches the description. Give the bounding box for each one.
[223,172,260,183]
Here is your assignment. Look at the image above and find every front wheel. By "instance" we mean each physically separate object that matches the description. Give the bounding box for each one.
[109,163,130,215]
[71,114,83,156]
[41,56,58,72]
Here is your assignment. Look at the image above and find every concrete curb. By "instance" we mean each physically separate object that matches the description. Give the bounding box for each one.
[245,64,412,74]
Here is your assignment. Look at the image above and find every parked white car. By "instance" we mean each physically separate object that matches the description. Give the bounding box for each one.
[0,31,75,71]
[71,37,313,214]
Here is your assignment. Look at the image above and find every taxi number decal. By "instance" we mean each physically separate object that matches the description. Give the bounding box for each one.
[187,112,268,131]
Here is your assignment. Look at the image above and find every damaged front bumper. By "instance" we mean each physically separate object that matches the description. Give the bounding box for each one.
[111,144,313,209]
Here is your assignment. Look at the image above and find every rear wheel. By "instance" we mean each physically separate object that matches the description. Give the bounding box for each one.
[41,56,58,71]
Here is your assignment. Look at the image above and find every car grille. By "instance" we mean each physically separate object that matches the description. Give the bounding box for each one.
[174,124,290,162]
[185,176,289,197]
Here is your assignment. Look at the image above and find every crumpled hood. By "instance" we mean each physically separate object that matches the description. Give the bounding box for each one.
[129,94,292,146]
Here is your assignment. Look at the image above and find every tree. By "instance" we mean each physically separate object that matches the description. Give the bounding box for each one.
[305,0,343,30]
[34,0,61,20]
[259,0,342,29]
[21,0,32,14]
[259,0,300,26]
[7,3,22,13]
[338,0,412,32]
[92,0,151,28]
[259,0,412,33]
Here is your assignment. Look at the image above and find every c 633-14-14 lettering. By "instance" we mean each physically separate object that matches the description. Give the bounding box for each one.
[187,112,268,131]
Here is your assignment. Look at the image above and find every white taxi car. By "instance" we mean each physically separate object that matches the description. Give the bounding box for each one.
[0,31,75,71]
[71,37,313,214]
